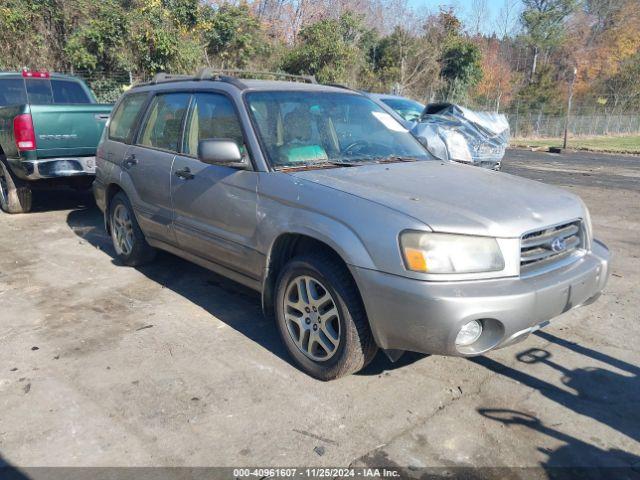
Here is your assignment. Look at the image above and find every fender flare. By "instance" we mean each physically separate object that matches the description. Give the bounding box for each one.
[260,216,377,318]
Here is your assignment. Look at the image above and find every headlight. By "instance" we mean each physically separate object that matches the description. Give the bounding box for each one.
[582,203,593,247]
[415,124,449,161]
[440,128,473,163]
[422,133,449,161]
[400,232,505,274]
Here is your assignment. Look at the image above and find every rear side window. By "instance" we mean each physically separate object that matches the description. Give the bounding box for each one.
[0,79,27,106]
[139,93,190,152]
[51,80,91,103]
[109,93,147,143]
[25,79,53,104]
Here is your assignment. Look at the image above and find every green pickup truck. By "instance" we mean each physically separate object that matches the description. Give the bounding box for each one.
[0,70,113,213]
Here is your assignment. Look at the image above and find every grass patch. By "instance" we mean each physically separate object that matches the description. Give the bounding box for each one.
[512,135,640,154]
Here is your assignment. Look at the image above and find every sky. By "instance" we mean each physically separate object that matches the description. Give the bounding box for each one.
[407,0,516,35]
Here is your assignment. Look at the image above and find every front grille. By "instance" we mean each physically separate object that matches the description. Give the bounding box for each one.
[520,220,583,274]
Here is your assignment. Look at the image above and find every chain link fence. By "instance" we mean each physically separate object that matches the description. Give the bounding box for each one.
[67,70,147,103]
[507,108,640,138]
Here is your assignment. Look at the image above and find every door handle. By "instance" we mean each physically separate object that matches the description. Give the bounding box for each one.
[123,154,138,169]
[175,167,194,180]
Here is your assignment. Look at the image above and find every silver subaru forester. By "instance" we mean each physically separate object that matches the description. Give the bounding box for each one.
[93,71,610,380]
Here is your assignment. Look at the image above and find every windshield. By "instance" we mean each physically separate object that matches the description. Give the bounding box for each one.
[246,91,432,168]
[381,98,425,123]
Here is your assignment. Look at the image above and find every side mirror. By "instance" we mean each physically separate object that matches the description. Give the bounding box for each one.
[197,139,249,169]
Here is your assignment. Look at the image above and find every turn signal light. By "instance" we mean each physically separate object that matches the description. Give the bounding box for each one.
[403,247,427,272]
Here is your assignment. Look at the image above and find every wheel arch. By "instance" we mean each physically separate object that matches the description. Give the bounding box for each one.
[261,230,373,322]
[103,182,124,231]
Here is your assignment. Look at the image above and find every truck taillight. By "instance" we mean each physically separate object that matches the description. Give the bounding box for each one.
[13,114,36,151]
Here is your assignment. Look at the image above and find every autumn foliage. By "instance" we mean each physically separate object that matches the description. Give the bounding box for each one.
[0,0,638,112]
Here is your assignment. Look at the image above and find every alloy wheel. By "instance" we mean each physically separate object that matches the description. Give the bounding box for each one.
[112,203,134,256]
[283,275,341,362]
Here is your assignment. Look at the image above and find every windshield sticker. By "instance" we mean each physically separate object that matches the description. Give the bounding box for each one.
[371,111,407,132]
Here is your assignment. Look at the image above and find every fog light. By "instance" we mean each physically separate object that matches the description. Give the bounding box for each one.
[455,320,483,346]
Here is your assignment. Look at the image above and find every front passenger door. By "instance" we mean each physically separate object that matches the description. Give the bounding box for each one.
[171,93,262,281]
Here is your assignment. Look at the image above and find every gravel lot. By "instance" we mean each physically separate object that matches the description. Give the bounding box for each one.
[0,149,638,475]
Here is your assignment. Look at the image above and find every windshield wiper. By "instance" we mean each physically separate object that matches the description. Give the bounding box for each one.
[340,155,421,165]
[276,160,360,171]
[376,155,420,163]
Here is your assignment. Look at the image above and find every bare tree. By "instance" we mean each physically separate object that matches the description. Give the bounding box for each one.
[468,0,489,35]
[494,0,521,38]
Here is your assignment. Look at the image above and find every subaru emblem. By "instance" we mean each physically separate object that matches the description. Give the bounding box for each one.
[551,237,567,252]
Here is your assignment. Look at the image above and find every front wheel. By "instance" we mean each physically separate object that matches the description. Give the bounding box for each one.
[275,253,378,380]
[0,158,32,214]
[109,192,156,266]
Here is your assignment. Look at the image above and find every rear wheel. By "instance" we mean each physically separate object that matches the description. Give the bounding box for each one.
[275,253,378,380]
[109,192,155,266]
[0,158,32,214]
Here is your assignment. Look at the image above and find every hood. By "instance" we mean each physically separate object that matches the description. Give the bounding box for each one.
[289,161,585,238]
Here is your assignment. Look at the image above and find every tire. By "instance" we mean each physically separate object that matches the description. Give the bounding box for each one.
[0,157,32,214]
[108,192,156,266]
[275,253,378,380]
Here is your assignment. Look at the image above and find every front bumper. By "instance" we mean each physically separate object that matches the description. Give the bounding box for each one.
[9,157,96,180]
[479,159,501,170]
[354,239,610,356]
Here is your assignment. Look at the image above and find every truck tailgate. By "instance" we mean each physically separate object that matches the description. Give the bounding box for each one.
[30,104,113,158]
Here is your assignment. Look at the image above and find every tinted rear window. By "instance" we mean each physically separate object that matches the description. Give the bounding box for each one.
[0,79,27,106]
[109,93,148,143]
[21,79,92,104]
[0,77,92,105]
[51,80,91,103]
[25,79,54,104]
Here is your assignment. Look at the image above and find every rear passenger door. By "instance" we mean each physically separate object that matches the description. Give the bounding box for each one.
[104,92,148,165]
[170,92,262,281]
[125,92,190,244]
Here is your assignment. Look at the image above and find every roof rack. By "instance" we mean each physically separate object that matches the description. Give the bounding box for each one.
[194,68,249,89]
[195,68,317,85]
[131,69,318,90]
[324,83,359,92]
[131,73,193,88]
[150,73,192,84]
